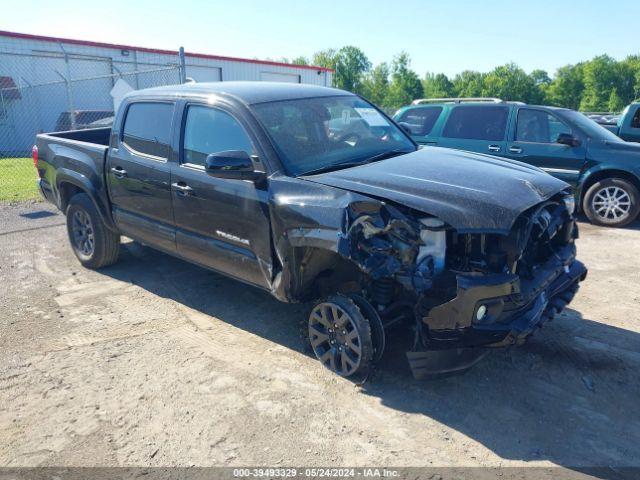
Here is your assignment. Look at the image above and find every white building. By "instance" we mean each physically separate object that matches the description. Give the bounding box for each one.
[0,30,333,154]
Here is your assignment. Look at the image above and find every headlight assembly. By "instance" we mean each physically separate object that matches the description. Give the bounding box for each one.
[563,195,576,216]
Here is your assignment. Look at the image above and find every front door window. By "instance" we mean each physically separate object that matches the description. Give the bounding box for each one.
[516,109,571,143]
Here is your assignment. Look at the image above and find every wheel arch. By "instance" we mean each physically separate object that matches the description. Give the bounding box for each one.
[281,246,365,303]
[56,171,117,232]
[578,168,640,212]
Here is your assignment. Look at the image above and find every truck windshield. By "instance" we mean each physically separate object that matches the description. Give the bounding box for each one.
[252,96,416,176]
[561,110,624,143]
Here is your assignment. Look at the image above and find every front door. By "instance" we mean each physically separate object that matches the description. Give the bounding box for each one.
[504,107,586,187]
[436,104,509,156]
[107,101,176,251]
[170,103,272,288]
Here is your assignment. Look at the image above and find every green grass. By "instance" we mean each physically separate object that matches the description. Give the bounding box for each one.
[0,157,41,202]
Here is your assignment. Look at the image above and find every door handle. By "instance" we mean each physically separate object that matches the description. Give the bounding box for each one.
[110,166,127,177]
[488,145,501,152]
[171,182,194,196]
[509,146,523,154]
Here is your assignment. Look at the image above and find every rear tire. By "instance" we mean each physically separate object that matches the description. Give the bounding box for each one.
[583,178,640,227]
[66,193,120,268]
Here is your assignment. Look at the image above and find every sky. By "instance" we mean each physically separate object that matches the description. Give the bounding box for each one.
[2,0,639,77]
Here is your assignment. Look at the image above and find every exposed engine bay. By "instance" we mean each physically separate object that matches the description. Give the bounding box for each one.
[311,191,587,379]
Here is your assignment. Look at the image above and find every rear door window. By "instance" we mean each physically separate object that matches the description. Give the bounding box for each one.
[442,106,509,141]
[122,102,174,159]
[397,107,443,136]
[516,109,572,143]
[182,105,254,167]
[631,108,640,129]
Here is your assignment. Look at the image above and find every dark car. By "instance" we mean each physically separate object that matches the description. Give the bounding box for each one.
[54,110,114,131]
[395,98,640,227]
[34,83,586,379]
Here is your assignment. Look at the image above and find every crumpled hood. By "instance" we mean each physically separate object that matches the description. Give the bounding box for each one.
[301,147,569,233]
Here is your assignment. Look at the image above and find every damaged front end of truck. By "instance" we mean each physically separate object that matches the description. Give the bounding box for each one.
[270,173,586,379]
[406,196,587,378]
[350,193,586,379]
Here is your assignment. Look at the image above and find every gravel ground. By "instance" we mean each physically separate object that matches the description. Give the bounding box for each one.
[1,201,639,473]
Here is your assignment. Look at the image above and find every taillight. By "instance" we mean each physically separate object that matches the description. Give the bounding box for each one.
[32,145,38,168]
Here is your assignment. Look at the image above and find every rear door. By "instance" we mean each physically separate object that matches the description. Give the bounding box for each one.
[170,102,272,288]
[437,105,509,156]
[395,106,444,145]
[504,107,586,187]
[107,101,177,251]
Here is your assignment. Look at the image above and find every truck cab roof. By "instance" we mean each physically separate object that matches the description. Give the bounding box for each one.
[126,81,353,105]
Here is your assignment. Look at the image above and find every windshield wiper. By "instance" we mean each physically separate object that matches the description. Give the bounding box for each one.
[364,148,414,163]
[301,160,371,176]
[300,149,414,176]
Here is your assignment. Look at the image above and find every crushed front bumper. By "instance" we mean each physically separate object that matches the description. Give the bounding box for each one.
[407,245,587,379]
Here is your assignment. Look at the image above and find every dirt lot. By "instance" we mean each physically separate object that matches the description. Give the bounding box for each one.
[1,201,639,472]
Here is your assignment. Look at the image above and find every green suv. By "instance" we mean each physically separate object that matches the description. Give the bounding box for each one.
[394,98,640,227]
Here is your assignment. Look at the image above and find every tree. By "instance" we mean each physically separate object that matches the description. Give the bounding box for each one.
[422,73,454,98]
[385,52,423,109]
[617,55,640,103]
[527,70,551,104]
[580,55,621,111]
[333,46,371,94]
[311,48,339,71]
[304,46,639,112]
[451,71,485,97]
[545,64,585,109]
[481,63,538,103]
[608,88,625,112]
[530,69,551,87]
[361,62,390,106]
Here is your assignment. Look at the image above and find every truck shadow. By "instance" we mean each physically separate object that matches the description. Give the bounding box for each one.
[103,240,640,472]
[364,314,640,472]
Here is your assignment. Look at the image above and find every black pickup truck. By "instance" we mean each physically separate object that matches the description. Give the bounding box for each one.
[34,82,586,379]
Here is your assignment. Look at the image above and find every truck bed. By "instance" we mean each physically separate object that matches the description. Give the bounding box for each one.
[35,127,113,219]
[43,127,111,146]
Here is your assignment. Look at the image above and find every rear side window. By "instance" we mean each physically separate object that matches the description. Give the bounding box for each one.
[397,107,443,136]
[632,108,640,129]
[182,105,254,167]
[442,106,509,141]
[122,102,174,158]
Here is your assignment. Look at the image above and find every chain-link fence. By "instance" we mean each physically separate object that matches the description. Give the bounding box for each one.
[1,46,183,201]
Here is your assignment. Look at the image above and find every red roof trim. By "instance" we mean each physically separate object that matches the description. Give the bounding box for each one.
[0,30,335,73]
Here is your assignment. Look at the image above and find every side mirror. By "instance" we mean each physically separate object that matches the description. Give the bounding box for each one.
[205,150,264,181]
[556,133,581,147]
[397,122,414,135]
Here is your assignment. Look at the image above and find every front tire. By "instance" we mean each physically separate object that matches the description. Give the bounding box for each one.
[583,178,640,227]
[66,193,120,268]
[308,294,373,378]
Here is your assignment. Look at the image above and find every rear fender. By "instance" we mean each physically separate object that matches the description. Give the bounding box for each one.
[55,169,117,231]
[577,165,640,210]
